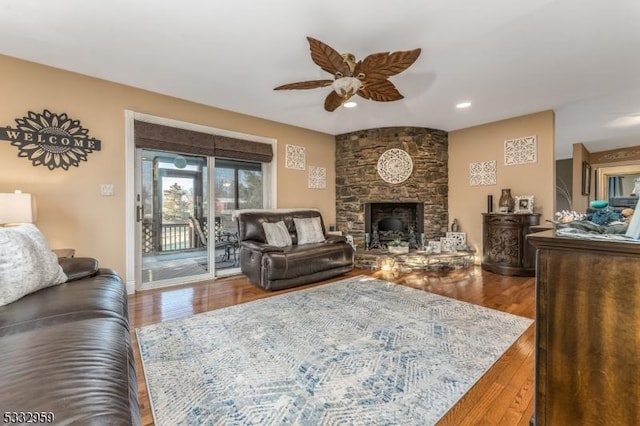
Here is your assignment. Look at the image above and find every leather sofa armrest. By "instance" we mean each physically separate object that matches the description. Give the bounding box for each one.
[59,257,100,282]
[240,240,286,253]
[325,235,348,244]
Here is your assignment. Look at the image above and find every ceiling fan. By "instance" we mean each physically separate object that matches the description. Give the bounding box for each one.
[274,37,421,112]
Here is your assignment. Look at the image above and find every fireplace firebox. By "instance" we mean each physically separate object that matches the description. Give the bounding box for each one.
[364,202,424,245]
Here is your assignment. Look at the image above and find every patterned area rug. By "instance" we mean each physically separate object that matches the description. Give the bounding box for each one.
[137,276,532,425]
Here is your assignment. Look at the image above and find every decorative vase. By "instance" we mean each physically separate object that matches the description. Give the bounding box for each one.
[590,200,609,209]
[499,188,515,212]
[451,219,460,232]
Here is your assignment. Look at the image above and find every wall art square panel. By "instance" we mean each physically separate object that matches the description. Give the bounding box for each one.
[469,160,496,186]
[308,166,327,189]
[504,135,537,165]
[446,232,467,249]
[285,144,306,170]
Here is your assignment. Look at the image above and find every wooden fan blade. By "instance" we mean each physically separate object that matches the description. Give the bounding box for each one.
[324,91,344,112]
[358,80,404,102]
[274,80,333,90]
[355,48,421,81]
[307,36,351,77]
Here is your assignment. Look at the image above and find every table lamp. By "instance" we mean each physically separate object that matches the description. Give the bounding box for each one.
[0,190,37,226]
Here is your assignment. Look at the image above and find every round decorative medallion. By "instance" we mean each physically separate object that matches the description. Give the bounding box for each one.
[377,148,413,184]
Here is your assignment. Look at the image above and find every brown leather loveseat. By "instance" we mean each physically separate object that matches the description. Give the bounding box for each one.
[0,257,140,425]
[236,209,354,290]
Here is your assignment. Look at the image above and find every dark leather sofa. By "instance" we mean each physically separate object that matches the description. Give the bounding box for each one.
[0,257,140,425]
[237,210,354,290]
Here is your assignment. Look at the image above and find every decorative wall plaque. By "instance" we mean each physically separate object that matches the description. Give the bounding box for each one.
[285,144,305,170]
[504,135,537,165]
[446,232,467,250]
[376,148,413,184]
[308,166,326,189]
[469,160,496,186]
[439,237,457,253]
[0,109,101,170]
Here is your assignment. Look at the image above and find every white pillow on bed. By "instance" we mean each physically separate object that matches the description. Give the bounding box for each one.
[294,217,325,245]
[0,224,67,307]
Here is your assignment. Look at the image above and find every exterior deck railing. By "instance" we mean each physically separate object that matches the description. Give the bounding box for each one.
[161,223,193,251]
[141,219,239,267]
[142,220,200,254]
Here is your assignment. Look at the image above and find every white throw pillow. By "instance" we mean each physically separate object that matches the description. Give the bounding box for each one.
[294,217,325,245]
[0,224,67,307]
[262,221,292,247]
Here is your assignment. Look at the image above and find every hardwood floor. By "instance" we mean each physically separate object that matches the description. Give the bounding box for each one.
[129,266,535,425]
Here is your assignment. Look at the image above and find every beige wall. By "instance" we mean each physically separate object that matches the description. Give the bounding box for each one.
[0,54,336,281]
[448,110,555,259]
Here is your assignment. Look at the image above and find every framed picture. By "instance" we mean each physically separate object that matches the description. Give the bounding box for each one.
[440,237,457,253]
[514,195,535,214]
[582,161,591,195]
[427,240,441,254]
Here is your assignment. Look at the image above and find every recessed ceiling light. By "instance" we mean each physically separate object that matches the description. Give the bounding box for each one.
[607,114,640,128]
[456,101,472,109]
[343,101,357,108]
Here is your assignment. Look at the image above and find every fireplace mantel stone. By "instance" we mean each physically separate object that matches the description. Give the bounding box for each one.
[335,126,448,261]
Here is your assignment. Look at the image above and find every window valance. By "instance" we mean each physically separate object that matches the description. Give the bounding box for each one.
[134,120,273,162]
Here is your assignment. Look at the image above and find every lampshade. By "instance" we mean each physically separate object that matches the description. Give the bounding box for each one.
[0,191,37,225]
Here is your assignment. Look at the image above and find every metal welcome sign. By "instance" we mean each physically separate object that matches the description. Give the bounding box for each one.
[0,109,101,170]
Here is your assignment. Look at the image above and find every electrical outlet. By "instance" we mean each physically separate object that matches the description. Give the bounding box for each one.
[101,184,114,196]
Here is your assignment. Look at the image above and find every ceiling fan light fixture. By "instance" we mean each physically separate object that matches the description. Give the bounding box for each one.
[331,77,362,98]
[274,37,421,112]
[343,101,357,108]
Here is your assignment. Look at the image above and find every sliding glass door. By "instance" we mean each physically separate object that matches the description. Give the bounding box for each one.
[128,113,277,291]
[213,159,263,272]
[138,149,212,286]
[135,151,269,287]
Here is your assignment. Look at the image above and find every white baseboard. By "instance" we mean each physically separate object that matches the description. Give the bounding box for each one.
[126,280,136,295]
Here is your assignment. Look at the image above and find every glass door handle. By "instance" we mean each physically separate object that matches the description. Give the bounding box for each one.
[136,206,143,222]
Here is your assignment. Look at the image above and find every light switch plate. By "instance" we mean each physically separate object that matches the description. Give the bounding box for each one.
[101,184,114,196]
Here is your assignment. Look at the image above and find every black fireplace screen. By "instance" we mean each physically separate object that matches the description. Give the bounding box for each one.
[364,202,424,242]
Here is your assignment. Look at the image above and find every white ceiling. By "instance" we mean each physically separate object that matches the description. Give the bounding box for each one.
[1,0,639,159]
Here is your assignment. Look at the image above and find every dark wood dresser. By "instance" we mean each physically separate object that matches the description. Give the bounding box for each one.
[481,213,540,276]
[528,230,640,425]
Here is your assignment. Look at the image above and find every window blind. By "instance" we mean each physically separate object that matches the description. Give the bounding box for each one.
[134,120,273,162]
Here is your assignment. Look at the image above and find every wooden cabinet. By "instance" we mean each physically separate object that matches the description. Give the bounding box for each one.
[481,213,540,276]
[528,231,640,425]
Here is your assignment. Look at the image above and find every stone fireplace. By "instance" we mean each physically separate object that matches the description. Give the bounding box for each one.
[335,126,448,266]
